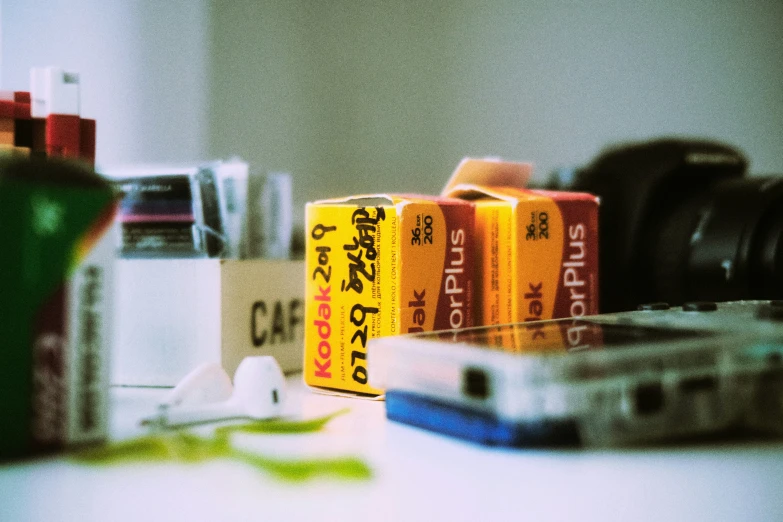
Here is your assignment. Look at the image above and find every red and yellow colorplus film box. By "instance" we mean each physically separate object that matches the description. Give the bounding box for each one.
[444,159,599,329]
[304,194,474,395]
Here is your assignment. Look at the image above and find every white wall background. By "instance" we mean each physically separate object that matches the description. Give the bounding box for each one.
[1,0,210,168]
[3,0,782,223]
[208,0,783,215]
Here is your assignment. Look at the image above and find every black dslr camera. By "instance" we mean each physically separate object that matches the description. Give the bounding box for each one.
[544,138,783,312]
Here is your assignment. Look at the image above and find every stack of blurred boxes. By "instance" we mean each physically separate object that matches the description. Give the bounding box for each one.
[0,68,110,460]
[0,67,95,165]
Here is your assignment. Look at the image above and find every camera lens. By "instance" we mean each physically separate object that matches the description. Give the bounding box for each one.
[649,176,783,304]
[569,138,783,311]
[568,139,745,311]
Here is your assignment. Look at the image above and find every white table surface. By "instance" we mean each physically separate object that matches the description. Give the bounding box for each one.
[2,373,783,522]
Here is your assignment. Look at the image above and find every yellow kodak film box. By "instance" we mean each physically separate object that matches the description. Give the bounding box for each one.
[304,194,475,395]
[446,185,599,328]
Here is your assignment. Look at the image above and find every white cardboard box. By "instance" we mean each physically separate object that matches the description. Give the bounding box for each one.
[112,259,304,386]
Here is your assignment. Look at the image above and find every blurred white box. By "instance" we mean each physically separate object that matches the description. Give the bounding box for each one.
[112,259,304,386]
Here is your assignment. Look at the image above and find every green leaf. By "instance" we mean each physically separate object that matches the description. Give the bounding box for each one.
[71,435,174,464]
[215,408,350,437]
[230,449,373,482]
[68,409,371,483]
[70,432,228,465]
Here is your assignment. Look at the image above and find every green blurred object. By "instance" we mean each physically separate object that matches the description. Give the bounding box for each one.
[0,157,118,460]
[70,410,372,482]
[215,408,350,436]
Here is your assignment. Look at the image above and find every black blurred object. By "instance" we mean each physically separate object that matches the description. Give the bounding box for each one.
[542,138,783,312]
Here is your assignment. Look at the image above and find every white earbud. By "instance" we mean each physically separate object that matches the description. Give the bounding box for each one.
[153,356,286,427]
[161,362,233,408]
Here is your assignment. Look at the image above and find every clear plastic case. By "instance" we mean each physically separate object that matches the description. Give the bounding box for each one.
[367,301,783,447]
